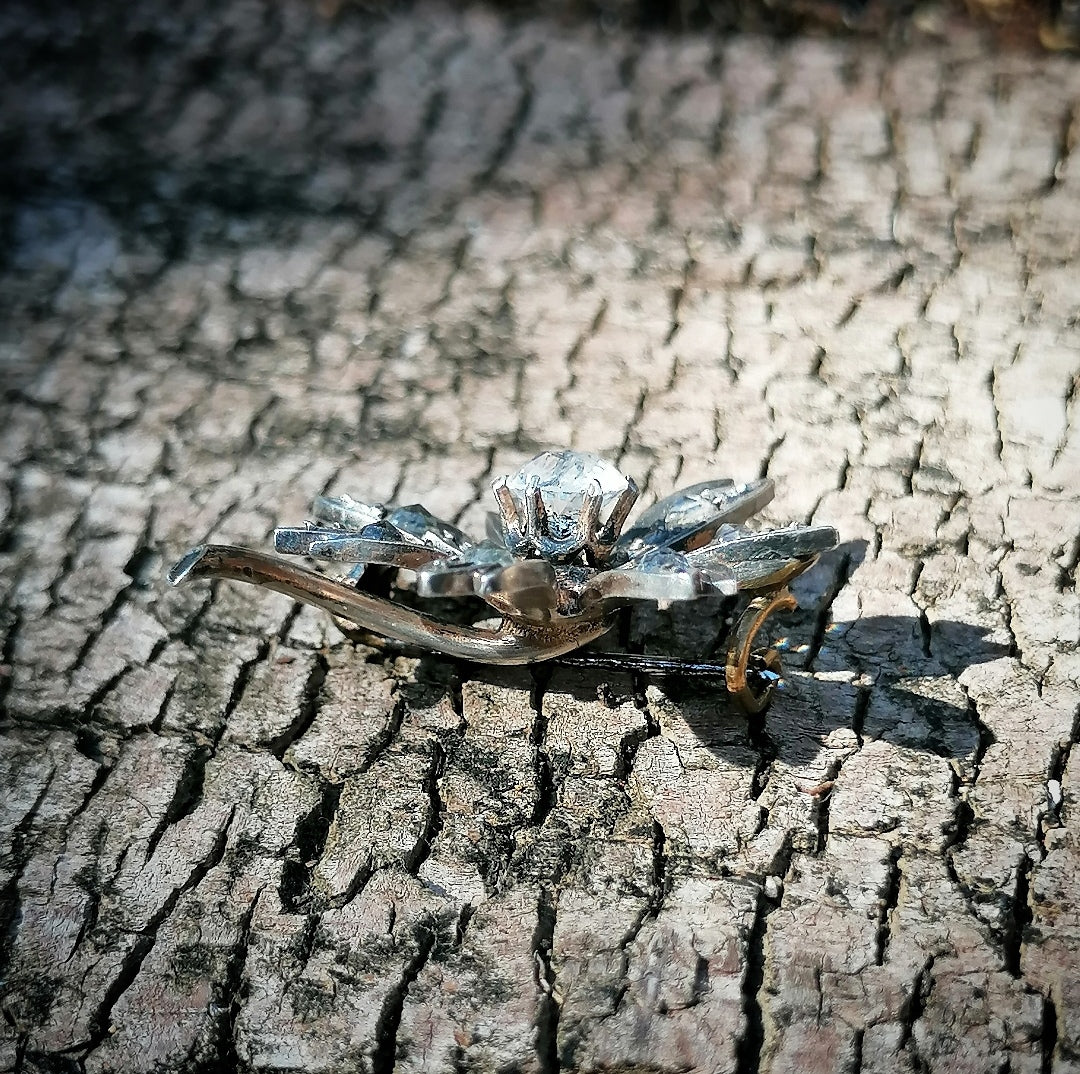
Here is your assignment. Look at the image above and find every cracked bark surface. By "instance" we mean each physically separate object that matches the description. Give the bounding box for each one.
[2,2,1079,1072]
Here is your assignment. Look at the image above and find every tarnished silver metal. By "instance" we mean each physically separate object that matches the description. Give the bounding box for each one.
[168,449,839,711]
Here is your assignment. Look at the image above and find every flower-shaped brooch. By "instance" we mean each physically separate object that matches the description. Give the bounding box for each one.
[170,450,837,712]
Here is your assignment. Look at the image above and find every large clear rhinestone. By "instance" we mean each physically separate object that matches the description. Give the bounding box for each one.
[505,450,629,537]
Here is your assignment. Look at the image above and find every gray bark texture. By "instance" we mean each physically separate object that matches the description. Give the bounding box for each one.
[2,2,1079,1072]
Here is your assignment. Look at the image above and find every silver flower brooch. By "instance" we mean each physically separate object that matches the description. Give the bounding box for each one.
[169,450,838,712]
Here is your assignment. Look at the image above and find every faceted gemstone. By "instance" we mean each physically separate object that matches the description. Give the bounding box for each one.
[504,450,630,537]
[448,540,516,567]
[639,481,736,532]
[388,503,471,556]
[696,559,738,595]
[632,548,695,574]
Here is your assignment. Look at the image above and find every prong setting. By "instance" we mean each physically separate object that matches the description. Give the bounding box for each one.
[492,451,640,564]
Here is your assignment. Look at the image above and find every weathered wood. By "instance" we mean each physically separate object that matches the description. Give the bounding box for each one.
[1,2,1079,1072]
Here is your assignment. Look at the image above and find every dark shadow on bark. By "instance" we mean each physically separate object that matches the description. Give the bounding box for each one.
[405,613,1010,768]
[342,537,1009,768]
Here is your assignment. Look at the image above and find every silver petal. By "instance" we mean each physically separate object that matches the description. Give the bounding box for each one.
[275,521,444,569]
[478,560,560,618]
[582,548,729,610]
[616,478,775,558]
[687,524,839,589]
[313,494,385,529]
[417,546,559,620]
[416,542,515,597]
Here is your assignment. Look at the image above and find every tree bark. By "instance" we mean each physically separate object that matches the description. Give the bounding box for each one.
[1,3,1078,1072]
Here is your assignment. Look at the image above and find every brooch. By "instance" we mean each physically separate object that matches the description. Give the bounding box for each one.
[169,450,837,712]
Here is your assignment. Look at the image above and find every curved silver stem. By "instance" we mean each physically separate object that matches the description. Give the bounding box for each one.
[168,544,613,665]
